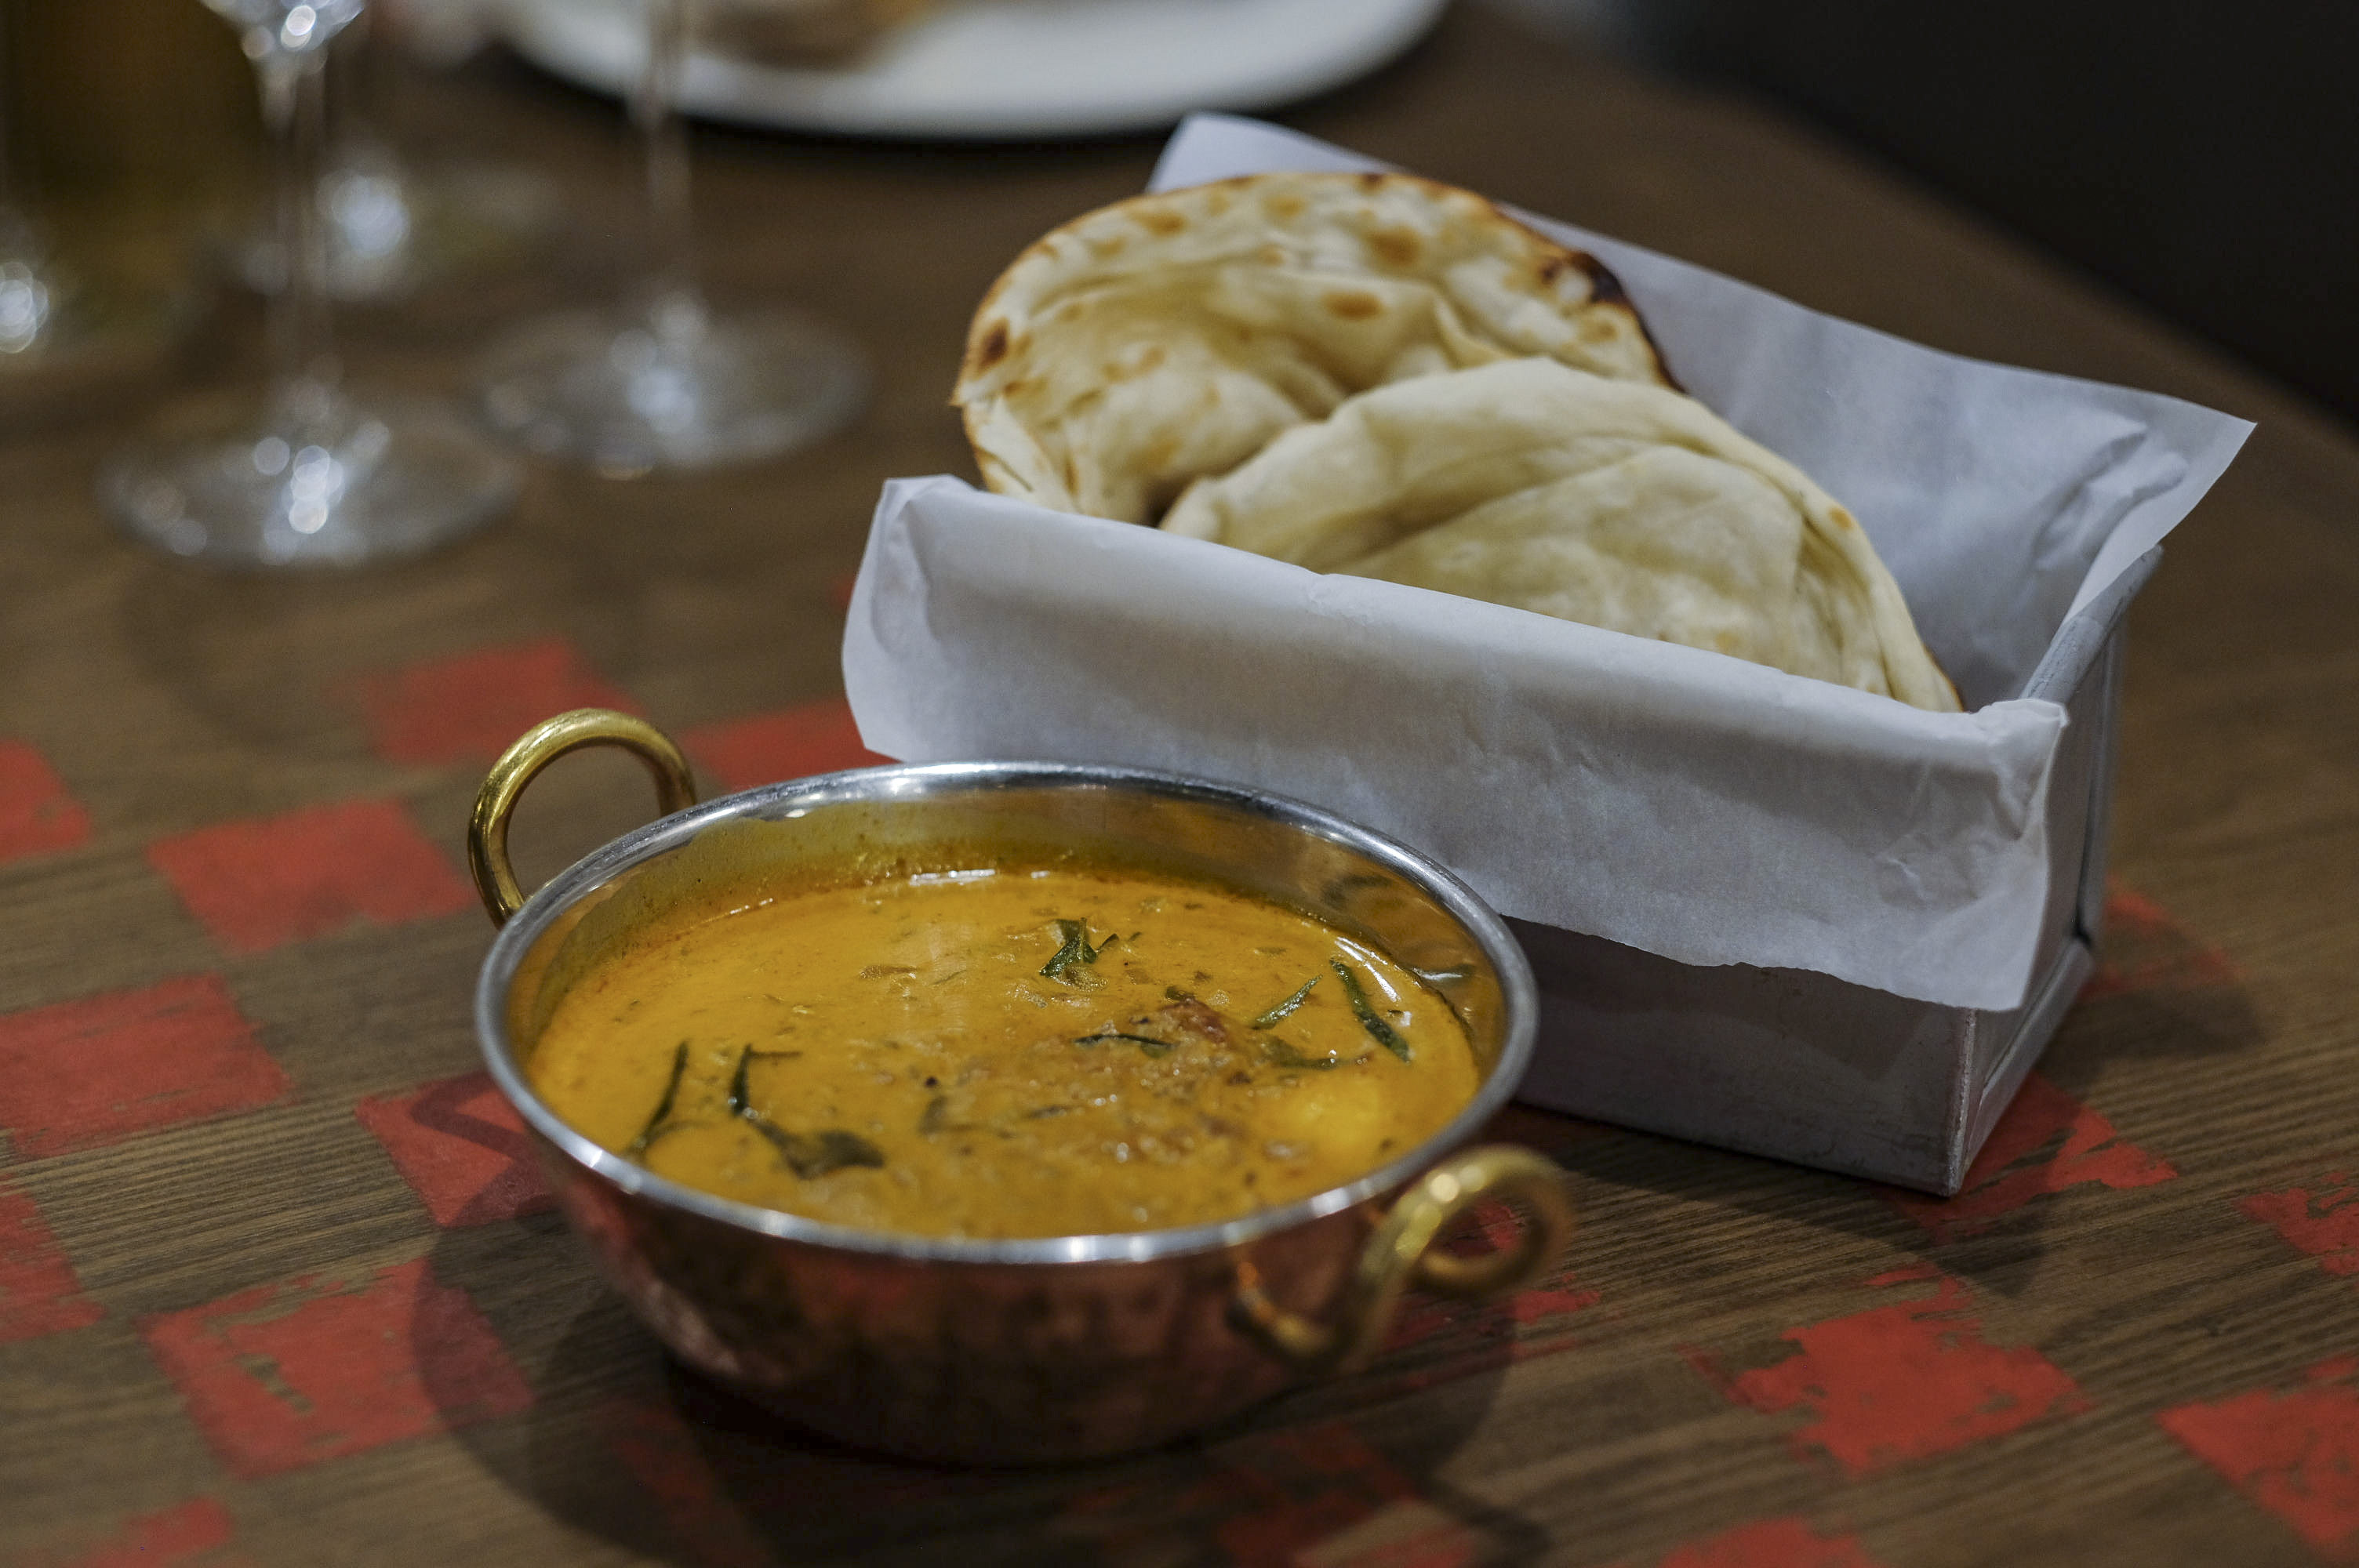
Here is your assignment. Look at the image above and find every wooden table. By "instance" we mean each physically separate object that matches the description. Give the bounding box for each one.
[5,5,2356,1563]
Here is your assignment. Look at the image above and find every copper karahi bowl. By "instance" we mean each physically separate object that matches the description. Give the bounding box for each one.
[467,710,1573,1463]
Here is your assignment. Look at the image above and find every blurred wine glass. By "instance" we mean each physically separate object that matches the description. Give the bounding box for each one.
[231,6,560,304]
[0,3,196,428]
[99,0,518,567]
[0,196,64,362]
[476,0,866,478]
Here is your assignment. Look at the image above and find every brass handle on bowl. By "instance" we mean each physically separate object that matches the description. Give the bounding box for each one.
[467,708,700,927]
[1229,1144,1576,1374]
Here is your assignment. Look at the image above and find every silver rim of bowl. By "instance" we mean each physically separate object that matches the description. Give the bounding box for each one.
[473,760,1541,1267]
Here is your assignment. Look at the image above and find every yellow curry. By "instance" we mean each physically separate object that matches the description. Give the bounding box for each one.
[527,866,1481,1238]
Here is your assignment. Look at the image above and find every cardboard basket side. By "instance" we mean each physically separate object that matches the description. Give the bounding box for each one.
[1510,547,2160,1196]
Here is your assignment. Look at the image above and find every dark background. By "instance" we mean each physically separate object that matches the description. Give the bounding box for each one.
[1506,0,2359,427]
[5,0,2354,429]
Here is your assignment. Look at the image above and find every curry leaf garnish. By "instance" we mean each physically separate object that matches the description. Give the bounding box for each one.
[628,1041,690,1154]
[1329,960,1411,1061]
[1262,1036,1342,1071]
[720,1045,879,1174]
[1039,919,1111,982]
[1073,1030,1175,1057]
[750,1120,887,1179]
[819,1128,885,1174]
[1250,976,1320,1029]
[726,1047,802,1117]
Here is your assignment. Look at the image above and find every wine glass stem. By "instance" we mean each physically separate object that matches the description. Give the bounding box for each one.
[330,9,380,159]
[256,47,343,443]
[635,0,700,325]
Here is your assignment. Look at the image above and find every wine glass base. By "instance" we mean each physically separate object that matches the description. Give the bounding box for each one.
[101,394,520,568]
[478,303,867,477]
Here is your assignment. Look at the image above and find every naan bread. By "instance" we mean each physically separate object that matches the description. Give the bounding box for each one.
[1161,358,1961,711]
[954,172,1672,525]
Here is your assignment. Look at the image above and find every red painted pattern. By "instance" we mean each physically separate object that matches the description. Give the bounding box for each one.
[355,1072,554,1228]
[140,1257,533,1479]
[0,740,91,864]
[1888,1072,2176,1243]
[2081,882,2240,999]
[351,636,636,767]
[2239,1174,2359,1279]
[594,1396,769,1568]
[147,797,474,955]
[1693,1267,2087,1477]
[1655,1517,1885,1568]
[31,1497,237,1568]
[0,1179,103,1342]
[682,698,891,793]
[0,975,289,1159]
[2157,1356,2359,1557]
[828,572,859,613]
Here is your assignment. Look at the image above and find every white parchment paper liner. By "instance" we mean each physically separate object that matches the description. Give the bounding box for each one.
[844,115,2252,1010]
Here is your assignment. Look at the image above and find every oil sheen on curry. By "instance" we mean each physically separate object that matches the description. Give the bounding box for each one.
[527,866,1481,1239]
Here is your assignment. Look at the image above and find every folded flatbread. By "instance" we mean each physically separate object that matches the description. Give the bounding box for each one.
[1160,358,1961,712]
[954,172,1672,525]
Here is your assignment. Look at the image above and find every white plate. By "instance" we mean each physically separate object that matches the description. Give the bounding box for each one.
[496,0,1449,140]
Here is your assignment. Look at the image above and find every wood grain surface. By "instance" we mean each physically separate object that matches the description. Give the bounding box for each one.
[3,5,2356,1565]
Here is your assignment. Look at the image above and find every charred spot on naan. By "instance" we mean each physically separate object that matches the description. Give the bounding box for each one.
[1533,246,1682,392]
[969,318,1012,376]
[1366,225,1423,268]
